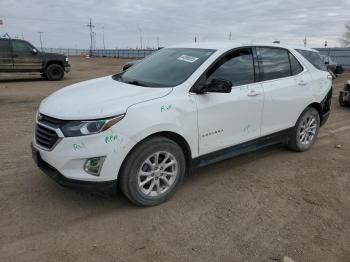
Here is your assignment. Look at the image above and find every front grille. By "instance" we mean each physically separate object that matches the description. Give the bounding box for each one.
[39,114,66,128]
[35,123,60,150]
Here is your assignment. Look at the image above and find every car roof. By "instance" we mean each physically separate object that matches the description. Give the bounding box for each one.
[167,41,318,53]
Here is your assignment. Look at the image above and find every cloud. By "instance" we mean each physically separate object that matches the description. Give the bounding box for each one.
[0,0,349,48]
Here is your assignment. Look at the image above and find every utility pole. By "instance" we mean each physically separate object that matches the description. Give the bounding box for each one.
[87,18,95,56]
[38,31,43,51]
[324,40,328,47]
[102,26,106,50]
[229,32,232,41]
[138,27,143,49]
[92,31,96,49]
[146,32,150,49]
[303,36,307,47]
[194,36,197,43]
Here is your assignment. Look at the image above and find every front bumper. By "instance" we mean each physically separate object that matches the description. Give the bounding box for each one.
[64,64,71,73]
[31,143,116,194]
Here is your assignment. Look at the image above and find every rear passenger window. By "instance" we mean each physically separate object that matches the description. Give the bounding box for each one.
[207,48,255,86]
[296,49,327,71]
[0,40,11,57]
[289,53,303,75]
[259,48,291,81]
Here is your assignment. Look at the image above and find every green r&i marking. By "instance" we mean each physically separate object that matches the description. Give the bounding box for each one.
[105,134,119,143]
[161,104,173,112]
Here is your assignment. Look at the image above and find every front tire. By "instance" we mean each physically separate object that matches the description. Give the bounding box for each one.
[45,64,64,81]
[119,136,186,206]
[288,107,320,152]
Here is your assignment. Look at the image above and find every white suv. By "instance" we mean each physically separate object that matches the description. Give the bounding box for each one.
[32,42,332,206]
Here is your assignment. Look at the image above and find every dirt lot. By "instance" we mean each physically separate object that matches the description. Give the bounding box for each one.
[0,57,349,262]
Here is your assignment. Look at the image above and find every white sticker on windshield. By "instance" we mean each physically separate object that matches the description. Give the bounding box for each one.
[177,55,199,63]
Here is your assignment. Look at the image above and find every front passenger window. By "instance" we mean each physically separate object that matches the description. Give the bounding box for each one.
[207,49,255,86]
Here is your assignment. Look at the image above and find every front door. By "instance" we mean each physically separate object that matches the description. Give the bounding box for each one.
[193,48,264,156]
[11,40,42,71]
[0,39,13,71]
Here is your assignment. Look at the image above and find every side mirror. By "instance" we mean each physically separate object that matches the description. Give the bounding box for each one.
[32,48,38,55]
[202,78,232,93]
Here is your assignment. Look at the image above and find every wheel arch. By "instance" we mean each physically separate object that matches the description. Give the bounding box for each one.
[118,131,193,183]
[307,102,322,118]
[45,60,64,70]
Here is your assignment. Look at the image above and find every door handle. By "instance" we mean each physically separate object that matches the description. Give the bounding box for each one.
[298,80,307,86]
[247,90,261,97]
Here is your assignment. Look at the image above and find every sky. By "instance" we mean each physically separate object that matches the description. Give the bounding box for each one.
[0,0,349,49]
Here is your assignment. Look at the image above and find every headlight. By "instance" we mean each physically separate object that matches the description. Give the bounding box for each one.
[65,57,69,62]
[61,114,125,137]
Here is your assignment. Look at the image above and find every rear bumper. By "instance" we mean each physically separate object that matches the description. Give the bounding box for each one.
[31,143,117,194]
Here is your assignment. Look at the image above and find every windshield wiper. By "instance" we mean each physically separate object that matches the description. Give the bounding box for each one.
[124,80,149,87]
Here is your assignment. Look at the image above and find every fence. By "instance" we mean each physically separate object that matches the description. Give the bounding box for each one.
[42,48,156,58]
[42,47,350,67]
[315,48,350,68]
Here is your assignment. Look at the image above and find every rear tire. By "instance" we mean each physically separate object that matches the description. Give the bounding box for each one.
[288,107,320,152]
[45,64,64,81]
[119,136,186,206]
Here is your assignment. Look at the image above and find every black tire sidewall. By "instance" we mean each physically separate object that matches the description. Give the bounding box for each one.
[46,64,64,81]
[120,137,186,206]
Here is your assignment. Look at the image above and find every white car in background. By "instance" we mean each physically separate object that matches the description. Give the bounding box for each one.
[32,42,332,206]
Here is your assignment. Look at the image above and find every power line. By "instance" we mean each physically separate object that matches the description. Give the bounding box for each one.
[2,15,87,24]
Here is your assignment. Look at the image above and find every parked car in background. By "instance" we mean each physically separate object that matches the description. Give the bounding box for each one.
[339,80,350,107]
[32,42,332,206]
[321,54,344,75]
[0,38,70,80]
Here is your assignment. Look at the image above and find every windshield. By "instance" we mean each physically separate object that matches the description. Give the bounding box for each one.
[117,48,215,87]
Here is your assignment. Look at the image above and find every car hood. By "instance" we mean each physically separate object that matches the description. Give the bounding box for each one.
[39,76,173,120]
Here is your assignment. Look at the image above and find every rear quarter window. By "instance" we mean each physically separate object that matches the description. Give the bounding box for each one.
[296,49,327,71]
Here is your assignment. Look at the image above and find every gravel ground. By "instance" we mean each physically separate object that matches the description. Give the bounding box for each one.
[0,57,349,262]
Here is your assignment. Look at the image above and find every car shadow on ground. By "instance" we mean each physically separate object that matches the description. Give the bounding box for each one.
[35,144,288,210]
[0,77,45,83]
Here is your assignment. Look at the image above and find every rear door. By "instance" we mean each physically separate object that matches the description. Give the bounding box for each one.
[258,47,313,136]
[11,40,42,71]
[0,39,13,71]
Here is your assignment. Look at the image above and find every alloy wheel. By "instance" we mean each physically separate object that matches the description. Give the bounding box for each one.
[137,151,178,197]
[298,114,317,145]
